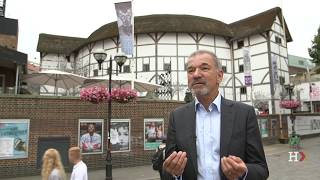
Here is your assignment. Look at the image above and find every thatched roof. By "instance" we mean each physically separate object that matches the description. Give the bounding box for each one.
[87,14,233,43]
[37,7,292,55]
[229,7,292,42]
[37,34,86,54]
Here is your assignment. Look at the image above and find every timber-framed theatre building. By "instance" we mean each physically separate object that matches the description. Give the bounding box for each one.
[37,7,292,114]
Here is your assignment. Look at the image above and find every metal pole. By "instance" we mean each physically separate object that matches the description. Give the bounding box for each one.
[130,55,135,90]
[54,75,57,96]
[306,65,314,113]
[289,86,296,135]
[15,64,19,94]
[106,56,113,180]
[250,84,254,107]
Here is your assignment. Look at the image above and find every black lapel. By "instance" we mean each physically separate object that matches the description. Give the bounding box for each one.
[185,102,198,174]
[220,97,235,157]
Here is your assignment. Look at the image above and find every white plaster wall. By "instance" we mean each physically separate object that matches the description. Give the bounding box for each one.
[158,33,176,44]
[178,33,195,44]
[137,34,154,44]
[215,36,229,48]
[251,54,269,69]
[178,45,197,56]
[158,44,176,56]
[199,34,215,46]
[137,45,155,57]
[249,34,266,45]
[216,47,230,59]
[41,53,69,71]
[252,69,269,84]
[198,45,215,52]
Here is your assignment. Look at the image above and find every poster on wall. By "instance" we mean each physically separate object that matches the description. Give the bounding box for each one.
[78,119,103,154]
[110,119,130,152]
[144,118,165,150]
[287,116,320,135]
[310,84,320,101]
[258,118,269,138]
[0,119,29,159]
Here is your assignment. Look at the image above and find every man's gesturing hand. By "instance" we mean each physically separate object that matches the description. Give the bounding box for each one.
[163,151,188,176]
[221,155,247,180]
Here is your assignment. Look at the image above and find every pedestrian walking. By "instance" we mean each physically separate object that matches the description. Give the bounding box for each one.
[69,147,88,180]
[152,139,166,180]
[41,148,66,180]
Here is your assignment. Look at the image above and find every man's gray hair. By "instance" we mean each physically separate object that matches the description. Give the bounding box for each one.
[188,50,222,70]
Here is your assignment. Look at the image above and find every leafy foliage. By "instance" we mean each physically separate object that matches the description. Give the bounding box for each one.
[308,26,320,65]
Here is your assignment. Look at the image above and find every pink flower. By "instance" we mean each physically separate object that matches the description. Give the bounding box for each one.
[280,100,301,109]
[80,86,109,104]
[110,88,137,103]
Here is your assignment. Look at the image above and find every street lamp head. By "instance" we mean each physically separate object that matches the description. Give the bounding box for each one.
[114,53,127,72]
[93,49,107,70]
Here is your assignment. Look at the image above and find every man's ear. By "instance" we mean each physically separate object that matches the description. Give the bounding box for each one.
[217,70,224,83]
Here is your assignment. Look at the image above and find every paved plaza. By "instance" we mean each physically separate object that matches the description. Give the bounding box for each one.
[2,136,320,180]
[266,136,320,180]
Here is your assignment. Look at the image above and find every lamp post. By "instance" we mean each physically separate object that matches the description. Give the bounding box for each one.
[114,53,127,73]
[93,49,127,180]
[284,83,296,135]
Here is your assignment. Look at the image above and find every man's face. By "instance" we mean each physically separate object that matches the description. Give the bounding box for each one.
[187,53,223,97]
[88,124,95,133]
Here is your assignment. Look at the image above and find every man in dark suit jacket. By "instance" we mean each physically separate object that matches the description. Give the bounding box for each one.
[163,50,269,180]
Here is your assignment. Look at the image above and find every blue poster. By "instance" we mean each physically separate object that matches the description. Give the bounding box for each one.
[0,119,29,159]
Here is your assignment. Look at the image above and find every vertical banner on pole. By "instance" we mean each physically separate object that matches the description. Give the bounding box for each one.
[115,1,135,89]
[243,48,254,106]
[271,55,280,99]
[243,48,252,86]
[115,1,133,55]
[271,55,279,85]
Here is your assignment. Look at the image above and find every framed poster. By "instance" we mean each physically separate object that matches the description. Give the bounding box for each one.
[110,119,130,152]
[78,119,103,154]
[144,118,164,150]
[0,119,30,159]
[259,118,269,138]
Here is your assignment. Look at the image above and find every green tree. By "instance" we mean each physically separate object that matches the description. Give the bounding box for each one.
[308,26,320,65]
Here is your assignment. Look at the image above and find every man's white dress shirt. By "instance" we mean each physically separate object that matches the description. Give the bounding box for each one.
[70,160,88,180]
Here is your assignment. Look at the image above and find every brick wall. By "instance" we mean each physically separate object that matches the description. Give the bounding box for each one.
[0,95,184,178]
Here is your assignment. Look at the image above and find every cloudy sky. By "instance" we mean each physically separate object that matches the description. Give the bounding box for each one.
[5,0,319,63]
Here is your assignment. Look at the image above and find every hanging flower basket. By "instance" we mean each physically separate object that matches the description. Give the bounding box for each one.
[111,88,137,103]
[280,100,301,109]
[80,86,109,104]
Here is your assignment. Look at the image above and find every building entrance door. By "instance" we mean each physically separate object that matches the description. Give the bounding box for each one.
[36,137,70,169]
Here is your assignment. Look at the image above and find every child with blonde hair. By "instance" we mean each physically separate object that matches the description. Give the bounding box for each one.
[41,148,66,180]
